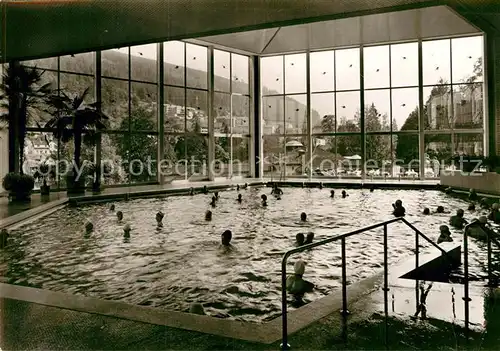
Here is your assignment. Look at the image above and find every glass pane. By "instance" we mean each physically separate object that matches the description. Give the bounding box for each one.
[391,88,419,132]
[214,50,230,92]
[423,39,451,86]
[129,134,158,183]
[335,48,360,91]
[186,43,207,90]
[336,135,362,177]
[310,50,334,92]
[312,136,338,175]
[285,54,306,94]
[23,132,58,188]
[130,44,157,83]
[22,57,58,70]
[285,94,307,134]
[285,136,308,177]
[261,56,283,95]
[336,91,360,132]
[311,93,334,134]
[232,136,250,178]
[60,52,94,74]
[101,133,129,186]
[162,134,186,182]
[453,84,483,129]
[164,86,185,132]
[28,69,58,127]
[263,96,284,135]
[394,133,420,172]
[454,133,483,156]
[186,134,208,181]
[263,135,285,177]
[391,42,418,87]
[214,92,231,134]
[186,89,208,133]
[102,78,129,130]
[424,85,452,130]
[130,82,157,131]
[425,134,452,176]
[452,36,483,84]
[232,95,250,135]
[364,45,390,89]
[59,73,95,106]
[164,41,185,86]
[58,133,95,188]
[366,135,392,176]
[214,136,231,178]
[364,89,390,132]
[102,48,129,79]
[231,53,249,95]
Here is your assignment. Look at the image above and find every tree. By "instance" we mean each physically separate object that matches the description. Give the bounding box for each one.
[395,107,419,164]
[215,120,230,163]
[0,62,53,174]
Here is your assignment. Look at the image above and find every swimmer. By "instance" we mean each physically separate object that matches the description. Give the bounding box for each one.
[301,182,305,188]
[468,188,478,201]
[205,210,212,221]
[286,260,314,304]
[189,187,195,196]
[271,184,283,196]
[437,225,453,244]
[116,211,123,221]
[330,190,335,198]
[221,230,232,246]
[468,203,476,211]
[261,194,268,207]
[480,198,490,209]
[202,185,208,194]
[110,204,115,211]
[296,233,305,246]
[210,196,216,208]
[237,184,240,191]
[392,200,406,217]
[214,191,219,200]
[466,216,493,240]
[84,220,94,234]
[319,182,323,190]
[300,212,307,222]
[436,206,445,214]
[237,194,242,203]
[445,187,453,194]
[341,190,348,198]
[423,208,430,215]
[123,223,131,238]
[0,229,9,249]
[488,203,500,224]
[189,303,205,315]
[243,183,248,189]
[156,211,165,227]
[304,232,314,245]
[449,209,467,229]
[370,186,375,193]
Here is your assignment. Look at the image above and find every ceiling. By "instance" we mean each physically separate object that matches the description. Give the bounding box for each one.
[0,0,499,62]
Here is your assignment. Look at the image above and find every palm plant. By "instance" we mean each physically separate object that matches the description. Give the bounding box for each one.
[0,61,53,174]
[45,87,108,190]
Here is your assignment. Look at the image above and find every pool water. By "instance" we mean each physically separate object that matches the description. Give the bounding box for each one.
[0,187,496,322]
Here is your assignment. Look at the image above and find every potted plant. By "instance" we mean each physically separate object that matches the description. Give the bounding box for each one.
[45,87,108,195]
[2,172,35,202]
[33,162,54,196]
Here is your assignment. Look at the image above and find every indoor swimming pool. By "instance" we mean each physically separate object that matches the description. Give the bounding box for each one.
[0,187,495,322]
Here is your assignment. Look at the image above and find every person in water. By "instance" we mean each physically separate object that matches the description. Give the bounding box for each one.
[286,260,314,305]
[480,198,490,209]
[189,302,205,315]
[445,187,453,194]
[304,232,314,244]
[210,196,217,208]
[237,184,240,191]
[123,224,131,238]
[449,209,467,229]
[205,210,212,221]
[370,186,375,193]
[330,190,335,198]
[84,220,94,234]
[392,200,406,217]
[488,203,500,224]
[117,211,123,221]
[221,230,232,246]
[0,229,9,249]
[261,194,268,207]
[341,190,348,198]
[243,183,248,189]
[189,187,195,196]
[437,225,453,244]
[423,208,430,215]
[237,194,242,203]
[466,216,496,240]
[468,203,476,211]
[156,211,165,227]
[300,212,307,222]
[110,204,115,211]
[436,206,445,214]
[202,185,208,194]
[319,182,323,189]
[271,184,283,195]
[468,188,478,201]
[296,233,305,246]
[214,191,220,201]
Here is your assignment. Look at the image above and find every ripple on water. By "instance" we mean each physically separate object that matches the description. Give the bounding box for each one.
[1,188,490,322]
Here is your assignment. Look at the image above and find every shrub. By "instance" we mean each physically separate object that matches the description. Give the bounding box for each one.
[2,172,35,194]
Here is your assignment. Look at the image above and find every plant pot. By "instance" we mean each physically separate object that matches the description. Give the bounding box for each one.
[66,173,85,196]
[92,181,101,194]
[40,184,50,196]
[9,191,31,203]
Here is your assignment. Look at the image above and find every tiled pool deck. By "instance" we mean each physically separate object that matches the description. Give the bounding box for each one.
[3,177,500,350]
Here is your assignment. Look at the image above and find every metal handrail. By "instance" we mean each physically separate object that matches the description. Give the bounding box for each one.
[280,217,449,350]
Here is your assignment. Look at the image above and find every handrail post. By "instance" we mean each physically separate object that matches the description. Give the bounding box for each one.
[341,237,349,316]
[415,230,419,311]
[281,255,290,350]
[463,226,470,343]
[383,224,389,349]
[487,232,493,287]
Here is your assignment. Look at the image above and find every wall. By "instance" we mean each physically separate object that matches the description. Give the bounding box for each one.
[441,171,500,196]
[0,128,7,192]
